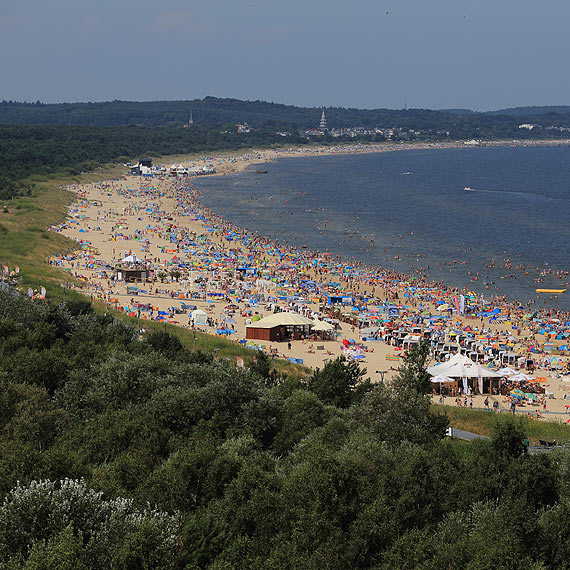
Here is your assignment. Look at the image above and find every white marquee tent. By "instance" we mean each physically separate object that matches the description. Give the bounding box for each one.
[427,353,502,379]
[190,309,208,325]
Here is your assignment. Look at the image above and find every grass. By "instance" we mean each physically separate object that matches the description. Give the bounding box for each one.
[101,301,311,379]
[433,405,570,444]
[0,163,126,302]
[0,157,311,379]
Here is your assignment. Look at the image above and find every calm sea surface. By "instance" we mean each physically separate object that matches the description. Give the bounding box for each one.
[194,146,570,310]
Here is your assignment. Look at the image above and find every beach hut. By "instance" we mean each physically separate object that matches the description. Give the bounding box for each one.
[246,312,313,342]
[114,264,149,283]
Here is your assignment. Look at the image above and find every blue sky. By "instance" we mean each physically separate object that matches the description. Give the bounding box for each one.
[1,0,568,110]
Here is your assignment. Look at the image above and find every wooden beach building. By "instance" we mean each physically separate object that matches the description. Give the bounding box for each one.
[246,312,313,342]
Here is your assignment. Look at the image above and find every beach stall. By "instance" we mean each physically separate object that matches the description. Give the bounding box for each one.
[310,319,336,340]
[114,254,150,283]
[246,312,313,342]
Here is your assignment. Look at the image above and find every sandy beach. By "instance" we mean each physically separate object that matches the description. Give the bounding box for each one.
[49,142,570,422]
[156,138,570,177]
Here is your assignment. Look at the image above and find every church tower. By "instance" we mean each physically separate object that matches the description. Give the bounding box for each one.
[319,109,327,130]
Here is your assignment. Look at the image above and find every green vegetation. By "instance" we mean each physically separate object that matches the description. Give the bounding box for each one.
[2,99,570,201]
[0,124,306,200]
[437,405,570,443]
[4,97,570,134]
[0,163,126,300]
[1,318,569,568]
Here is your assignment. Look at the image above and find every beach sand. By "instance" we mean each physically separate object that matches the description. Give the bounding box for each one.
[50,143,570,422]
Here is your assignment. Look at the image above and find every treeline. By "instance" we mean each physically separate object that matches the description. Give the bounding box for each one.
[1,290,569,568]
[0,124,305,200]
[3,97,570,133]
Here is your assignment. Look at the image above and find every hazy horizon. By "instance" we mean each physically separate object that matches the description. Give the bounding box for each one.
[1,0,569,111]
[2,96,568,115]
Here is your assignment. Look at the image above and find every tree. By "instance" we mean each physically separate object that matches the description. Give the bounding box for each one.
[176,513,228,570]
[391,340,431,395]
[0,479,180,568]
[272,390,330,454]
[143,330,183,358]
[491,418,527,460]
[308,356,372,408]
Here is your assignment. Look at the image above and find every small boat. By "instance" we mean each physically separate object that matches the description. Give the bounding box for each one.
[255,170,268,174]
[464,186,473,191]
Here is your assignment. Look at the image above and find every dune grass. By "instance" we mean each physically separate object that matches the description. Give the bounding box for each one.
[433,404,570,444]
[0,160,311,378]
[0,164,126,302]
[103,302,311,379]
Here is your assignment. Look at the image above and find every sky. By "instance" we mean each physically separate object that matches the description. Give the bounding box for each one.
[1,0,568,111]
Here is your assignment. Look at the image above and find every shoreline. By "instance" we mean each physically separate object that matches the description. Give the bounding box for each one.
[158,138,570,178]
[50,143,570,421]
[189,141,570,314]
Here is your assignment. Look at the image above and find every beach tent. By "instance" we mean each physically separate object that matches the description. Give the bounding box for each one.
[430,375,455,383]
[509,373,534,382]
[122,254,139,263]
[190,309,208,325]
[311,319,335,331]
[427,353,502,379]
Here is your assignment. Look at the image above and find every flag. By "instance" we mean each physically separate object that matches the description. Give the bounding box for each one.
[27,288,33,298]
[39,287,46,300]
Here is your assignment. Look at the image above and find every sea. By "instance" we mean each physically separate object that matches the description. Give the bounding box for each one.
[194,145,570,312]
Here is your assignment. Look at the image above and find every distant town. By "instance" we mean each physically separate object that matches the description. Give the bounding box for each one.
[194,108,570,142]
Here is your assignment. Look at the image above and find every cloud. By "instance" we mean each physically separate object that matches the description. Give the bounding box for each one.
[154,10,221,38]
[253,24,293,43]
[0,13,19,29]
[156,10,195,33]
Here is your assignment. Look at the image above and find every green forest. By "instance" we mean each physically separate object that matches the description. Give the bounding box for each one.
[3,98,570,202]
[1,290,569,569]
[0,124,306,200]
[3,97,570,133]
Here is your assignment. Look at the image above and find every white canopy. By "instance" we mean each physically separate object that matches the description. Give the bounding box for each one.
[190,309,208,325]
[246,312,313,328]
[428,353,502,378]
[430,375,455,383]
[311,319,335,331]
[498,367,518,376]
[122,254,139,263]
[509,372,534,382]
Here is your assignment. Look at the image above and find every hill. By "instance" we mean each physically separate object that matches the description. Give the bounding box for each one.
[489,105,570,116]
[3,97,570,130]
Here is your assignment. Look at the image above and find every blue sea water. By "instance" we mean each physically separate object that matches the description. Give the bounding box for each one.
[194,145,570,310]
